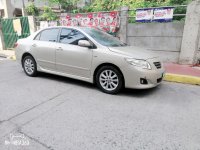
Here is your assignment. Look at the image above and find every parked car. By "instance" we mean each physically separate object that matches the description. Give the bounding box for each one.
[15,27,165,94]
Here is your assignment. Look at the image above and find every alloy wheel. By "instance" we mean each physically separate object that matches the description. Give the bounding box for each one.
[99,70,119,91]
[24,58,35,75]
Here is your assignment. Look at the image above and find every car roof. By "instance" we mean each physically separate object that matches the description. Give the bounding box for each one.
[30,26,96,39]
[42,26,92,30]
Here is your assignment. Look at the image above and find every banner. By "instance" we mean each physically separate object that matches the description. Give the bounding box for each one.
[153,7,174,22]
[60,11,120,34]
[136,7,174,23]
[136,8,153,22]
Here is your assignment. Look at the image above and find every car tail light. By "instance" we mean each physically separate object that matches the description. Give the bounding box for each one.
[14,43,18,48]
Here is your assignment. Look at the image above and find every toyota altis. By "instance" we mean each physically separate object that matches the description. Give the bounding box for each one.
[15,27,165,94]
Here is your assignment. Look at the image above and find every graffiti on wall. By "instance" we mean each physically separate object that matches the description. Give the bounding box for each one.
[60,11,120,34]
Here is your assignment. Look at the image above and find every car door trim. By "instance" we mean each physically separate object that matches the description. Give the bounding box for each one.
[56,62,90,71]
[37,59,55,64]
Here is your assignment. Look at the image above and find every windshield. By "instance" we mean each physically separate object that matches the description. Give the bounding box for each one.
[82,28,127,47]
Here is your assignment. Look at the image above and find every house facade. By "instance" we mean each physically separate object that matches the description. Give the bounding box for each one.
[0,0,91,18]
[0,0,49,18]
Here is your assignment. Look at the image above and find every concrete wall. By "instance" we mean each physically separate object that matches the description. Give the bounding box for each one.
[127,22,185,62]
[0,27,5,51]
[196,38,200,63]
[1,0,14,18]
[179,0,200,64]
[0,0,3,9]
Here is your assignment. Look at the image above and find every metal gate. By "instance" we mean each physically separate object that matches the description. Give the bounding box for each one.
[0,17,30,49]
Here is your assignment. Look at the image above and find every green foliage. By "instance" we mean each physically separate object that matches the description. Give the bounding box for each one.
[79,0,192,22]
[26,3,39,16]
[169,0,191,5]
[81,0,191,12]
[46,0,79,10]
[43,0,192,21]
[169,0,191,20]
[81,0,170,12]
[40,6,58,21]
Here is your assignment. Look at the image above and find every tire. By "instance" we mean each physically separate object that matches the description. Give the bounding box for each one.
[23,55,37,77]
[96,66,123,94]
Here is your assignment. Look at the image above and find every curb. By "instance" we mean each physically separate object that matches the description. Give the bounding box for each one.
[0,50,16,60]
[0,54,7,58]
[164,73,200,85]
[0,55,16,60]
[8,55,16,60]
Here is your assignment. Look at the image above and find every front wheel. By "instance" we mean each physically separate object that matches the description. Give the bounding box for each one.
[23,56,37,77]
[96,66,123,94]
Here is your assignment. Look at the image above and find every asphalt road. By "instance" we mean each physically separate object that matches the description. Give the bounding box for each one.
[0,59,200,150]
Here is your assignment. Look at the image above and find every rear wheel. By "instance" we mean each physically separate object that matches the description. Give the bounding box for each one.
[96,66,123,94]
[23,55,37,77]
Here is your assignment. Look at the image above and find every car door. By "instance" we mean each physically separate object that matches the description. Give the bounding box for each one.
[31,28,60,71]
[55,28,93,78]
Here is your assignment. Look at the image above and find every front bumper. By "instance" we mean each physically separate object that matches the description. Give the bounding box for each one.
[123,65,165,89]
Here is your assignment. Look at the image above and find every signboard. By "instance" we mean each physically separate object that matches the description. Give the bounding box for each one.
[153,7,174,22]
[13,19,22,36]
[136,7,174,23]
[136,8,153,22]
[60,11,120,34]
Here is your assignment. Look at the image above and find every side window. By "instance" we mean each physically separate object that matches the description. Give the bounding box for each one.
[39,28,59,42]
[59,29,88,45]
[60,29,73,44]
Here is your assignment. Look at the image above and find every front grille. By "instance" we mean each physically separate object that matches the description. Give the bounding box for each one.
[153,62,161,69]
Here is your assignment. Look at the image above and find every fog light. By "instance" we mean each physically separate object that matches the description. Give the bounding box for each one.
[140,78,148,84]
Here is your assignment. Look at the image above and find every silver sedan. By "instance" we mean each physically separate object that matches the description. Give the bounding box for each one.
[15,27,165,94]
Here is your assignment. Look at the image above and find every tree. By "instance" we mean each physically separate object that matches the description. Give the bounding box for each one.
[82,0,192,12]
[40,6,58,21]
[46,0,79,11]
[26,3,39,16]
[169,0,190,5]
[81,0,170,12]
[169,0,192,20]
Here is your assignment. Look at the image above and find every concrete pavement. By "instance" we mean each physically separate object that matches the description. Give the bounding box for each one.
[0,59,200,150]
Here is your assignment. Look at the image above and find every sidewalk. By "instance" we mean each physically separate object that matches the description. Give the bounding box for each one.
[0,50,16,60]
[164,63,200,85]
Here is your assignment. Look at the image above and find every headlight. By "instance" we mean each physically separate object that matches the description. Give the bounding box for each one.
[125,58,152,70]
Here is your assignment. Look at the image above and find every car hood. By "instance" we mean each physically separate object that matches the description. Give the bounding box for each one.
[108,46,159,60]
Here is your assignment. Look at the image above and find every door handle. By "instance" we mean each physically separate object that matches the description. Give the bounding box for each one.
[32,44,37,47]
[56,47,63,51]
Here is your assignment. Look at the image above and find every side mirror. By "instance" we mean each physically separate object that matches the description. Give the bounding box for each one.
[78,40,91,48]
